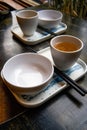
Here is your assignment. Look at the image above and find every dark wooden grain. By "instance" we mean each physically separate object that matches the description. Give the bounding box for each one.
[0,6,87,130]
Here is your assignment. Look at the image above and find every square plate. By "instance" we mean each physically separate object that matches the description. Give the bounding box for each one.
[11,22,67,45]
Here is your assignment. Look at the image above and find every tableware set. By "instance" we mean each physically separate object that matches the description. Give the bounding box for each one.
[1,9,87,107]
[11,9,65,45]
[16,9,62,36]
[1,47,87,107]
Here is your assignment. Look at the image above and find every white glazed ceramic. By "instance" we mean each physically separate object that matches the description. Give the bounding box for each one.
[16,10,38,36]
[2,53,54,95]
[38,10,63,28]
[50,35,83,70]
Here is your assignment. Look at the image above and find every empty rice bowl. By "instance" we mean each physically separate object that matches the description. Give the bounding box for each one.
[2,53,54,95]
[38,9,63,28]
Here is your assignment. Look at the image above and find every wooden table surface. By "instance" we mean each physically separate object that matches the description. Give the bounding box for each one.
[0,0,24,10]
[0,6,87,130]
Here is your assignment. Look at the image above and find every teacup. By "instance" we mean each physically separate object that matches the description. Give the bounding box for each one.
[50,35,84,71]
[16,10,38,36]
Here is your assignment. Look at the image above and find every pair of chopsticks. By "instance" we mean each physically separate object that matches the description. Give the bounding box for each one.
[28,26,87,96]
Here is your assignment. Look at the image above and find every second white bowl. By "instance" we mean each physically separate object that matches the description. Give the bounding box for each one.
[38,9,63,28]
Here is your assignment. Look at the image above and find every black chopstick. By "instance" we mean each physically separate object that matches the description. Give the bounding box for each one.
[38,25,58,36]
[54,67,86,96]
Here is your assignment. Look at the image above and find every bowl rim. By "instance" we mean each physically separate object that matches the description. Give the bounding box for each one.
[2,53,54,89]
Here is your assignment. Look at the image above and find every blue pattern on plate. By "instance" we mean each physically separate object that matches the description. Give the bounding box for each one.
[65,63,82,75]
[21,63,82,101]
[50,24,64,32]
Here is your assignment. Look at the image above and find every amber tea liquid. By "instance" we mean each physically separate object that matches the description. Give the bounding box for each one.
[54,42,80,52]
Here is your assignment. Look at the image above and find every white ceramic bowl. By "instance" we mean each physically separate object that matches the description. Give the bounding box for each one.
[2,53,54,95]
[38,9,63,28]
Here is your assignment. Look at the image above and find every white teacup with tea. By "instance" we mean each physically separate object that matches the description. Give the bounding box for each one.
[50,35,84,71]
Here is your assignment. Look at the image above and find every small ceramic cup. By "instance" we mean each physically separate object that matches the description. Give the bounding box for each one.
[50,35,84,71]
[16,10,38,36]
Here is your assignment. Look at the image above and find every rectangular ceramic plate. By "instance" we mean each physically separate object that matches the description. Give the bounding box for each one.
[1,47,87,108]
[11,22,67,45]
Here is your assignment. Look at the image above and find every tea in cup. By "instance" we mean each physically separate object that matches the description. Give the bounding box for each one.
[16,10,38,36]
[50,35,83,70]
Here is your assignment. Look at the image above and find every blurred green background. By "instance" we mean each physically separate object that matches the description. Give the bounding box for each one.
[48,0,87,19]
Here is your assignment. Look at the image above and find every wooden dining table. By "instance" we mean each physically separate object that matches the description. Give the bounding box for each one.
[0,5,87,130]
